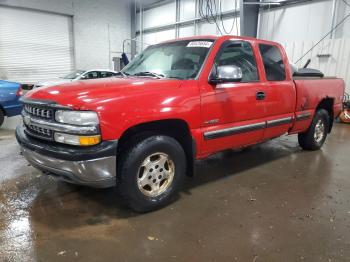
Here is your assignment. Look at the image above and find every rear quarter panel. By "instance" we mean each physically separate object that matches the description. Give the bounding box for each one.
[290,77,345,133]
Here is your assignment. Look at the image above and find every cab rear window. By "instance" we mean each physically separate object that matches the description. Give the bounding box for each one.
[259,44,286,81]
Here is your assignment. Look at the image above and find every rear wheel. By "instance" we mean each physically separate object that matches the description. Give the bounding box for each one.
[0,110,4,127]
[298,109,330,151]
[117,135,186,212]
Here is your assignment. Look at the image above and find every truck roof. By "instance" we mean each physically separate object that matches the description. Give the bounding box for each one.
[161,35,281,47]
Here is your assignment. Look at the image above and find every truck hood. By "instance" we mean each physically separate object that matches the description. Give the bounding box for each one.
[25,77,183,109]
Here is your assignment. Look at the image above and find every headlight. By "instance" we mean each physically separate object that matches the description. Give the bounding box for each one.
[54,133,101,146]
[55,110,99,126]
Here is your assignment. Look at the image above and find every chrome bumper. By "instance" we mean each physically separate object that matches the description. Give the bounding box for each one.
[22,147,116,188]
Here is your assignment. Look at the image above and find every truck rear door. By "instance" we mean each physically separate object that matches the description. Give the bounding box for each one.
[257,43,296,139]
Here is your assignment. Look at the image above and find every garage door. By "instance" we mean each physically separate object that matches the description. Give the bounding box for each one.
[0,6,74,83]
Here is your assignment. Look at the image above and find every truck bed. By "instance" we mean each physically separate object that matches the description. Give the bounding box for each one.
[293,77,345,113]
[287,77,345,134]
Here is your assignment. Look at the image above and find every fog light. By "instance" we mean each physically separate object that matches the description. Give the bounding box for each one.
[54,133,101,146]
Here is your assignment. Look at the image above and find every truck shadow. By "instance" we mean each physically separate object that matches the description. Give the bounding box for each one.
[27,135,331,233]
[0,132,332,258]
[184,136,302,191]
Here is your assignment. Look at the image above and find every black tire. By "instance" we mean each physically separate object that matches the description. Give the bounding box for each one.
[117,135,186,212]
[0,110,4,127]
[298,109,330,151]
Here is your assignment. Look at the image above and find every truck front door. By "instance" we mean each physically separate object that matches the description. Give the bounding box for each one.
[199,40,268,155]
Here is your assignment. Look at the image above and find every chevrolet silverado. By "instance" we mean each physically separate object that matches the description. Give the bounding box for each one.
[16,36,345,212]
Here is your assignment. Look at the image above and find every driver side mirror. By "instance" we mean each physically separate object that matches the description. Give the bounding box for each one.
[209,65,243,84]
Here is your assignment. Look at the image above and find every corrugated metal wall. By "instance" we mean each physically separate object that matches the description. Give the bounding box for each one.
[135,0,240,52]
[0,6,74,83]
[282,38,350,94]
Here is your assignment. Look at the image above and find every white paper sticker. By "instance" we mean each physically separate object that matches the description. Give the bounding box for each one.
[187,41,213,48]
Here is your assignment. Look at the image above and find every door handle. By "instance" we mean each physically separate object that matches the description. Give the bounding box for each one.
[256,91,266,100]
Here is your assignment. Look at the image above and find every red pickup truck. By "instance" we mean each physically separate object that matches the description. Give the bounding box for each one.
[16,36,345,212]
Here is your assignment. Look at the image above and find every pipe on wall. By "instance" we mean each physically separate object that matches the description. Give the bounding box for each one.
[330,0,337,39]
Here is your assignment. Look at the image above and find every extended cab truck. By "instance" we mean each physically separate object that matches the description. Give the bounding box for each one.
[16,36,345,212]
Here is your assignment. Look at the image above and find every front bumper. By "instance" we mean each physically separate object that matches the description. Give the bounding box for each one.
[16,125,118,188]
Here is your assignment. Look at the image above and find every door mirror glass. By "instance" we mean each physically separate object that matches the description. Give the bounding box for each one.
[209,65,243,84]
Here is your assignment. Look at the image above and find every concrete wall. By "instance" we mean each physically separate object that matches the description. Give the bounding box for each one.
[72,0,131,69]
[0,0,131,70]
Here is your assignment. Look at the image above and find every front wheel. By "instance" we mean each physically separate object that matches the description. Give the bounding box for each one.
[298,109,330,151]
[117,135,186,212]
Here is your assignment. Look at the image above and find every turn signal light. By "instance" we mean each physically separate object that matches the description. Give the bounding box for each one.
[79,135,101,146]
[54,132,101,146]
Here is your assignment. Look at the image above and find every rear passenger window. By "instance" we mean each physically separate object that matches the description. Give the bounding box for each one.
[86,71,100,79]
[259,44,286,81]
[215,41,259,82]
[100,71,113,78]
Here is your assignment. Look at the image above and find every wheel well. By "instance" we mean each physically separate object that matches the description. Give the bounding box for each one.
[117,119,195,177]
[316,98,334,133]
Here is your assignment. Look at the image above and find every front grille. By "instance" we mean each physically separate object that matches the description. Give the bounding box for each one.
[25,124,53,140]
[24,104,53,119]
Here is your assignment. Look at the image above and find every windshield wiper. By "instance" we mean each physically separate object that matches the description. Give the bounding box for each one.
[115,71,129,77]
[133,71,165,79]
[166,76,184,80]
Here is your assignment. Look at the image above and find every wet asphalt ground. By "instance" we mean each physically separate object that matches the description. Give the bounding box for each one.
[0,123,350,262]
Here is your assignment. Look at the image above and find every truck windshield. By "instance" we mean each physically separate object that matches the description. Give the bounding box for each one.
[121,40,214,80]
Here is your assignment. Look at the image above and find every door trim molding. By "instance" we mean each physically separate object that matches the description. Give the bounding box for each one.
[266,117,293,128]
[296,112,311,121]
[203,115,295,140]
[204,122,266,140]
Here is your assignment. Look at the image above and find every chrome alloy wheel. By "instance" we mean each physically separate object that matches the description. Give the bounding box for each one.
[137,152,175,197]
[314,119,325,143]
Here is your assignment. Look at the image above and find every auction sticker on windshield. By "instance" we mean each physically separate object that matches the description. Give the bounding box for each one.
[187,41,213,48]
